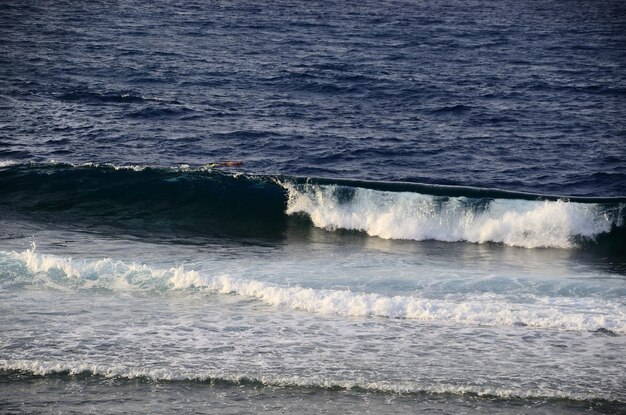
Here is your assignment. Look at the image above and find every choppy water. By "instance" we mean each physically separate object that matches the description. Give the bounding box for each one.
[1,0,626,414]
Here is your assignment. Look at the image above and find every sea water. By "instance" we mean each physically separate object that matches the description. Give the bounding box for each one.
[1,0,625,413]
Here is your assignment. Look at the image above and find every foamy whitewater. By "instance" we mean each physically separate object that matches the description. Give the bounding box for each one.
[5,248,625,333]
[1,164,625,414]
[0,359,615,402]
[284,183,623,249]
[2,232,625,408]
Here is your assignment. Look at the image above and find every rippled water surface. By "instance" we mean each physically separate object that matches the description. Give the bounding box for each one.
[2,0,625,195]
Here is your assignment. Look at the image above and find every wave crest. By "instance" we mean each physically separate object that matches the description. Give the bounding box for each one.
[283,183,624,248]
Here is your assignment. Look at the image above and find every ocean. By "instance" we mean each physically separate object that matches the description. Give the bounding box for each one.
[1,0,625,413]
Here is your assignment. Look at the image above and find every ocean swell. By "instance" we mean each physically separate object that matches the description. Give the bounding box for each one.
[0,162,624,249]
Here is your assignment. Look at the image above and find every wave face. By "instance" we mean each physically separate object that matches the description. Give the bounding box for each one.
[3,249,625,334]
[0,163,288,238]
[0,163,624,250]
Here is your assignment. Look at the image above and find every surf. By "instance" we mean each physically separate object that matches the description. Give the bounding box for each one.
[0,359,620,404]
[3,248,625,333]
[0,162,624,250]
[282,181,625,249]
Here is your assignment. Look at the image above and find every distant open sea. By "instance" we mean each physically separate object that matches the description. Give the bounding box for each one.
[1,1,625,414]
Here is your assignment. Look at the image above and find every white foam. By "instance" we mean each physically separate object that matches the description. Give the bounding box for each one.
[0,160,241,172]
[6,249,626,333]
[76,161,147,171]
[0,359,612,401]
[0,160,18,168]
[282,183,622,249]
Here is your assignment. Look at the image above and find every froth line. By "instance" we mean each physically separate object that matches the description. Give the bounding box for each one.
[4,250,626,333]
[1,359,619,403]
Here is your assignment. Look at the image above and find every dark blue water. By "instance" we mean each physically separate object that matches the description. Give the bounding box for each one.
[2,0,625,196]
[2,1,626,414]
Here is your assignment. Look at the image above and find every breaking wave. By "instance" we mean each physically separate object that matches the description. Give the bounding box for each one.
[0,162,624,249]
[0,359,621,404]
[3,249,625,333]
[283,182,625,249]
